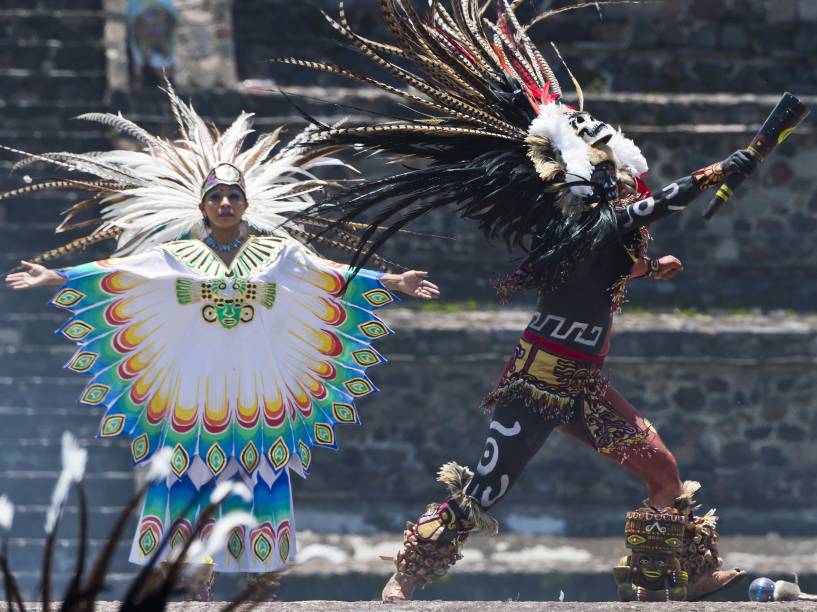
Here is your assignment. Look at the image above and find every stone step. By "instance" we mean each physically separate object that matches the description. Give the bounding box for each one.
[6,537,134,579]
[0,39,105,72]
[110,86,817,131]
[231,0,817,95]
[6,504,133,540]
[1,0,101,10]
[5,531,817,602]
[0,408,103,443]
[0,375,87,408]
[0,471,134,507]
[0,72,107,101]
[0,96,108,114]
[0,345,76,377]
[0,11,106,45]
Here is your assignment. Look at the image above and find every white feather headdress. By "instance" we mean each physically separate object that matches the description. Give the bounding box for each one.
[0,81,350,261]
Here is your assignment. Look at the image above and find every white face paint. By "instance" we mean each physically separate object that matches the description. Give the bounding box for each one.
[568,111,615,145]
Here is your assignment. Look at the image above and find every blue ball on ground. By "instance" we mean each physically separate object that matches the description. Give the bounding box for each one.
[748,577,775,602]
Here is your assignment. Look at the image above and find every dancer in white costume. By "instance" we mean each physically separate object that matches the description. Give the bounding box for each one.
[4,87,439,574]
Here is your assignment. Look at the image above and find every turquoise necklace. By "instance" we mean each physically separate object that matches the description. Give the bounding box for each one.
[204,233,243,252]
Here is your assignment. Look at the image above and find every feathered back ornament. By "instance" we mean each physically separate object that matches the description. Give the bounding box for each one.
[0,81,352,263]
[283,0,647,284]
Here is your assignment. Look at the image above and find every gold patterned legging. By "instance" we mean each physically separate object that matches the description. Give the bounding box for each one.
[466,386,681,509]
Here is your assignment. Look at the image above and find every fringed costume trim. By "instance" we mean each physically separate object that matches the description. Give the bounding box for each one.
[483,335,654,460]
[436,462,499,536]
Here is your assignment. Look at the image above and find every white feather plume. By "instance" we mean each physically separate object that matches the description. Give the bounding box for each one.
[0,494,13,531]
[608,129,648,175]
[32,86,349,255]
[44,432,88,534]
[529,104,593,197]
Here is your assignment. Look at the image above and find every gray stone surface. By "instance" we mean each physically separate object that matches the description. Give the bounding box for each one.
[6,605,817,612]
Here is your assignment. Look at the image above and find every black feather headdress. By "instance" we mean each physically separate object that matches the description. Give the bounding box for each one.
[284,0,650,287]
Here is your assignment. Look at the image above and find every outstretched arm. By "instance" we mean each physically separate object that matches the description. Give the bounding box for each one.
[380,270,440,300]
[617,149,757,231]
[5,261,65,290]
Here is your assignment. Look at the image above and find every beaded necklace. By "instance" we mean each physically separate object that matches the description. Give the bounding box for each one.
[204,233,243,252]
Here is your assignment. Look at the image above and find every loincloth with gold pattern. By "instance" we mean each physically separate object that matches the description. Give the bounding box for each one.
[481,331,653,458]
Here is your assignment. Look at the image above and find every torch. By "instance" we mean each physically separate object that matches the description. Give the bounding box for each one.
[702,92,809,220]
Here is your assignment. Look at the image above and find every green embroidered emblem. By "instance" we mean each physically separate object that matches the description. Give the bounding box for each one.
[165,238,285,329]
[131,433,149,462]
[139,527,157,556]
[332,403,356,424]
[100,414,125,437]
[298,440,311,471]
[170,527,186,551]
[314,423,335,446]
[68,351,98,373]
[53,288,85,309]
[351,349,381,367]
[362,288,393,307]
[253,533,272,562]
[171,443,190,477]
[268,437,289,470]
[228,529,244,559]
[81,384,109,405]
[240,441,259,473]
[175,276,276,330]
[278,530,290,561]
[206,443,227,475]
[344,378,374,397]
[359,321,388,339]
[164,236,286,278]
[62,321,94,341]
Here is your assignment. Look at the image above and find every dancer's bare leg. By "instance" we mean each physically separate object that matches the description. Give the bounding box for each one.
[557,385,683,507]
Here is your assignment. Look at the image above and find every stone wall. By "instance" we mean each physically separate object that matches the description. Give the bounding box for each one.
[292,310,817,537]
[2,0,817,598]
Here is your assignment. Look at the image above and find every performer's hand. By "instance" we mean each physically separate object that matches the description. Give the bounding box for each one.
[389,270,440,300]
[722,148,758,178]
[653,255,683,280]
[5,260,62,290]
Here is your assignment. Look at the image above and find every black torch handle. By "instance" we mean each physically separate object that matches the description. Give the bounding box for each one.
[703,92,809,220]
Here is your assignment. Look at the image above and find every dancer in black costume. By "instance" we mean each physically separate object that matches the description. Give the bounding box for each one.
[282,0,757,601]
